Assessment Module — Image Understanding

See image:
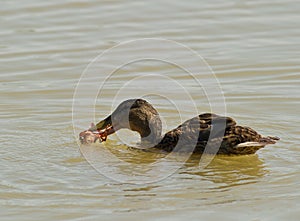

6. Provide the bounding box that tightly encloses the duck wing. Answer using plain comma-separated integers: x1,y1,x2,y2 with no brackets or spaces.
155,113,279,155
155,113,236,152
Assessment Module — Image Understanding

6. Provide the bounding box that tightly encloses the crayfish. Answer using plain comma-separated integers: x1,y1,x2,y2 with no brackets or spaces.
79,123,111,144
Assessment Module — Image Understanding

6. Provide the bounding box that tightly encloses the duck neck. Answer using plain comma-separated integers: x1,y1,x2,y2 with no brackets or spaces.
139,115,162,147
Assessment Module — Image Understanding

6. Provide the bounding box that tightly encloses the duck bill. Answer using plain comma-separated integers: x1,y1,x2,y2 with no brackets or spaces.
96,115,117,137
96,115,112,130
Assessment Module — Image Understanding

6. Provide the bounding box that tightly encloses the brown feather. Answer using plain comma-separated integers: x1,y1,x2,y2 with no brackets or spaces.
154,113,278,155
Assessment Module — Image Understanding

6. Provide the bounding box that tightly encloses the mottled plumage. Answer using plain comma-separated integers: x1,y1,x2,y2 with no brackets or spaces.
156,114,278,154
79,99,279,155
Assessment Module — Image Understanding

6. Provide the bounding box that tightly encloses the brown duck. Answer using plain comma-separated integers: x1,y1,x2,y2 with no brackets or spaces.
79,99,279,155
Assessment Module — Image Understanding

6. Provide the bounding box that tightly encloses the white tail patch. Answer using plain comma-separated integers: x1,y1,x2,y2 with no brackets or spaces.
235,142,266,148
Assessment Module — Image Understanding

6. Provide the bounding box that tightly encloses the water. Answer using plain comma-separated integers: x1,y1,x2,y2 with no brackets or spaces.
1,0,300,220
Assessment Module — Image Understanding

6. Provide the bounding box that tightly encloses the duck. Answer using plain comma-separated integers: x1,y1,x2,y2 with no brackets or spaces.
79,98,279,155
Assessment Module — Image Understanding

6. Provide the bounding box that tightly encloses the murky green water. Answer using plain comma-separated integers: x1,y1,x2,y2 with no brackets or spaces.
1,0,300,220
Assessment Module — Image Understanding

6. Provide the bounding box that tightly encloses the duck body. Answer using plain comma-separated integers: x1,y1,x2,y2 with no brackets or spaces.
79,99,279,155
155,114,278,154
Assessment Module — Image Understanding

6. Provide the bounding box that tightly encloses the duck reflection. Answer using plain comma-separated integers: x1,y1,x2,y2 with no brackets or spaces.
81,142,267,188
182,154,267,188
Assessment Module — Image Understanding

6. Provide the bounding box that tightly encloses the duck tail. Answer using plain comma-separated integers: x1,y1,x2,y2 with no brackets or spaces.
259,136,280,145
232,136,280,154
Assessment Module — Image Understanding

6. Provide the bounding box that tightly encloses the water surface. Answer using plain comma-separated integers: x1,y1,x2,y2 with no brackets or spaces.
1,0,300,220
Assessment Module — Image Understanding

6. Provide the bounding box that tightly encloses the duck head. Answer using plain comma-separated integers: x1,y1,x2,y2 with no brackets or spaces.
80,99,162,146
